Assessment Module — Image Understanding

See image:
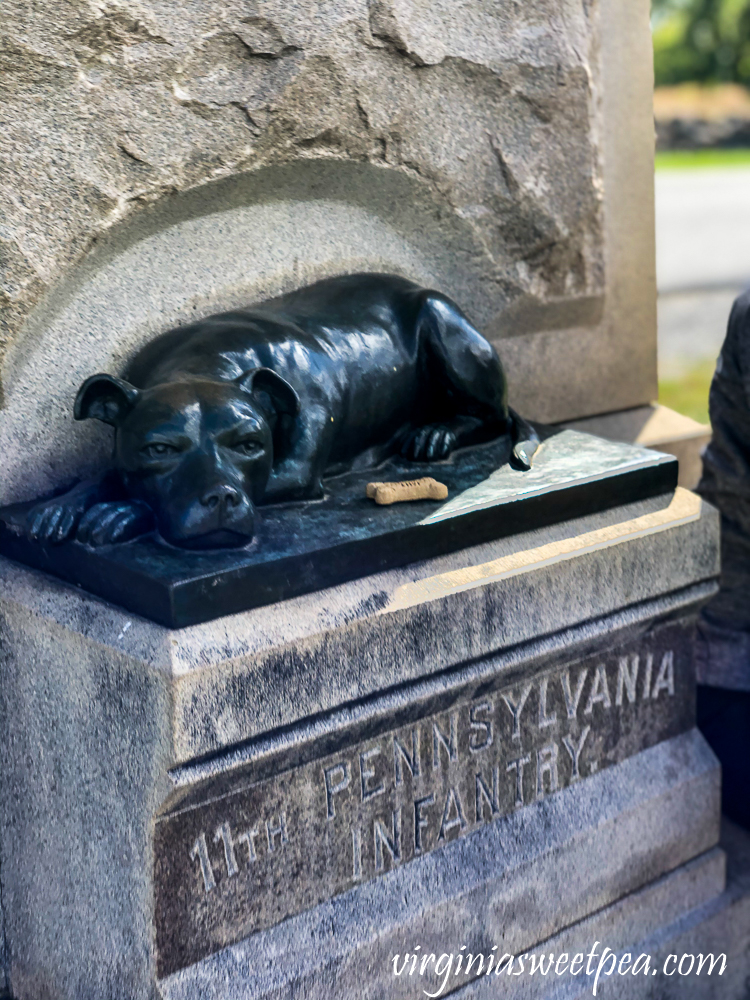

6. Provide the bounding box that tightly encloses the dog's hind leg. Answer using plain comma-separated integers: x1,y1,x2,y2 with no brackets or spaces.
262,403,334,502
402,292,523,462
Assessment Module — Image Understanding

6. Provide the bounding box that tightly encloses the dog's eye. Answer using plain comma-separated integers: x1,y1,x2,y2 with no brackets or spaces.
142,443,178,458
233,440,263,457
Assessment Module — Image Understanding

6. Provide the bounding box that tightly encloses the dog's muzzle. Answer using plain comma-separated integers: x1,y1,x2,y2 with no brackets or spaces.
158,486,256,549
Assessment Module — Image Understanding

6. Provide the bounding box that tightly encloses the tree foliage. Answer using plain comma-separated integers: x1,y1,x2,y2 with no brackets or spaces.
653,0,750,85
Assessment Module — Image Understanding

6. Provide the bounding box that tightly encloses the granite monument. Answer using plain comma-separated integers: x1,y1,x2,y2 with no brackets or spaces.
1,0,750,998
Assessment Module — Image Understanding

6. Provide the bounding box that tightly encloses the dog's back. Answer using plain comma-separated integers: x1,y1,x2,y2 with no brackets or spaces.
125,274,425,395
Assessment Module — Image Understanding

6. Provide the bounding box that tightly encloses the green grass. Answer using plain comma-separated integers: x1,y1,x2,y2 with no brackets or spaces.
658,359,716,424
656,148,750,170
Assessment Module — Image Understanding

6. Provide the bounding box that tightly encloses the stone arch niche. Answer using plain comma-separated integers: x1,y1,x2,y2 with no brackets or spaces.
0,0,662,515
0,159,503,506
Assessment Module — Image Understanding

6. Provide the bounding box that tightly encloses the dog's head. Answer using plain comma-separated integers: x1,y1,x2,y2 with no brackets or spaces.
74,369,299,548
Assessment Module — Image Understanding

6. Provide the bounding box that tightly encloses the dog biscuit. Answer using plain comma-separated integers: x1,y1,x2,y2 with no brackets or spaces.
366,478,448,505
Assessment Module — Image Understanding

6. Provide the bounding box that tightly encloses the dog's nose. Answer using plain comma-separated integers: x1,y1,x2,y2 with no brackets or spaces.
200,484,242,510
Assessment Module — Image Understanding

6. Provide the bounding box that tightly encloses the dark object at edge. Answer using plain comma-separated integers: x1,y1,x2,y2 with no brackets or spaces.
697,685,750,831
695,287,750,831
697,288,750,638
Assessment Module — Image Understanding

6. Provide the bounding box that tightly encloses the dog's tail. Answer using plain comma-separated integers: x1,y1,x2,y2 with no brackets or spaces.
508,408,540,471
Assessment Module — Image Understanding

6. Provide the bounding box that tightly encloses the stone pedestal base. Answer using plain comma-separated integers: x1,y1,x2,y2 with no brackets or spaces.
0,488,726,999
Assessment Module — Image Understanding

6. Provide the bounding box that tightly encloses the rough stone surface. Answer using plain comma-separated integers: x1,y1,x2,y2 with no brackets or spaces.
291,818,750,1000
159,730,721,999
1,0,604,381
448,823,749,999
0,595,173,1000
549,819,750,1000
329,819,750,999
458,848,728,998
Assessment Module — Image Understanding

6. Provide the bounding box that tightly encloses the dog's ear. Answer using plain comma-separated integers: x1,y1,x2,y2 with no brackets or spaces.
74,374,141,426
236,368,300,419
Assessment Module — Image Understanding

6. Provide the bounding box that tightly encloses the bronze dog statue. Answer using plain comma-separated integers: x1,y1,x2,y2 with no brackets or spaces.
26,273,537,549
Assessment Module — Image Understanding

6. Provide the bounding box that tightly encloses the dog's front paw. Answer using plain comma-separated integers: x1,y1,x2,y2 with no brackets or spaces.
76,501,154,546
27,497,87,545
402,425,457,462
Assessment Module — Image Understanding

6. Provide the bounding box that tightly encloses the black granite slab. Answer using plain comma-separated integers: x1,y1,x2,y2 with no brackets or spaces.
0,431,678,628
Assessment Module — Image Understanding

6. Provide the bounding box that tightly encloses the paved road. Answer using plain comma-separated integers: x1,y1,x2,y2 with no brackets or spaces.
656,167,750,292
655,167,750,377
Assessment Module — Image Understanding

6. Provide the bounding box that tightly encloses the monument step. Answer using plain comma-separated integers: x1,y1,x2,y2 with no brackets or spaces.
0,491,720,999
456,818,750,1000
453,844,727,999
559,404,711,491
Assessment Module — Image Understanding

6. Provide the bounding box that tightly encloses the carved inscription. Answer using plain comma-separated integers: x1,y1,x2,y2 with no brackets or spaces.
154,621,693,977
